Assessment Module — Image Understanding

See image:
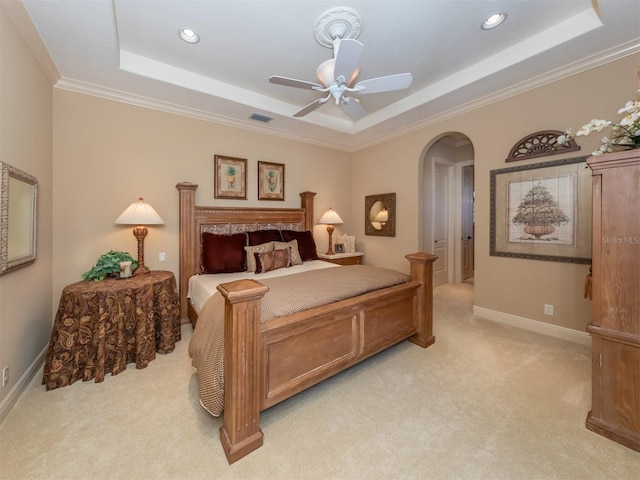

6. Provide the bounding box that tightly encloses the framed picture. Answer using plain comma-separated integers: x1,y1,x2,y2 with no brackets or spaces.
258,161,285,201
490,156,592,264
214,155,247,199
335,243,345,253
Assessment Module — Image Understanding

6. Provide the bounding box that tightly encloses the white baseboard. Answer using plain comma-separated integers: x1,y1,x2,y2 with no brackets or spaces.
0,346,47,424
472,305,591,347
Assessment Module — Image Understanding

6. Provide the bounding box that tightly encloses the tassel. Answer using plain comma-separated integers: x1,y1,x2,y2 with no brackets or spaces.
584,266,593,300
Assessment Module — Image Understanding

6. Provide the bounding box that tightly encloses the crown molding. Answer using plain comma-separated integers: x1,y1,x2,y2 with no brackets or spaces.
11,0,639,154
351,38,640,151
54,78,354,152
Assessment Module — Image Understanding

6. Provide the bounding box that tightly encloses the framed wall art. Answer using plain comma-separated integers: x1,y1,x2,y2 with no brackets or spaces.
490,156,592,264
214,155,247,199
258,161,284,201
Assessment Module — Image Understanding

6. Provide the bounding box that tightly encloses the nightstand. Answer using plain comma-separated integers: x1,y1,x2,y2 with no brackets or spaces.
318,252,364,266
42,270,181,390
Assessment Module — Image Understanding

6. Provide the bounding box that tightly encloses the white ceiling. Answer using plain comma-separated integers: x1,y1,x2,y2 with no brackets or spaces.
18,0,640,151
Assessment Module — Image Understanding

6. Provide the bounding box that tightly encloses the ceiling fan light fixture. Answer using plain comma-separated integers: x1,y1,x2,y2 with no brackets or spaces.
316,59,359,87
481,12,507,30
178,28,200,43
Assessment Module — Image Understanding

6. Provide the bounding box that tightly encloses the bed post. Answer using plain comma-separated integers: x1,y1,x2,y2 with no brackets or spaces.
176,182,198,320
300,191,316,231
406,252,438,348
217,279,270,464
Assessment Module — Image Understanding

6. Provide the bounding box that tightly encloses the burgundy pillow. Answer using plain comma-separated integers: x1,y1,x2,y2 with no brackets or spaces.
254,248,290,274
247,229,283,246
201,232,247,274
281,230,318,261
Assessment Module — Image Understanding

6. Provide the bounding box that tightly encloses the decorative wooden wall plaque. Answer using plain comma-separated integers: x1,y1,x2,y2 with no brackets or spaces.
506,130,580,162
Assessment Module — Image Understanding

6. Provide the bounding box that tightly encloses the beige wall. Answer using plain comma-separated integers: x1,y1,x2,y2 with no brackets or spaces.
52,91,352,303
0,5,53,418
351,53,640,332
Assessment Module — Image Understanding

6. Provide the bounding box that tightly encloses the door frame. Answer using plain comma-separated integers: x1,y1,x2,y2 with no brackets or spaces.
452,160,474,283
433,158,454,285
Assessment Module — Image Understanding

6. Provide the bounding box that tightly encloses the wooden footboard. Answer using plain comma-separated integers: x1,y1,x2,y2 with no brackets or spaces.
217,252,436,464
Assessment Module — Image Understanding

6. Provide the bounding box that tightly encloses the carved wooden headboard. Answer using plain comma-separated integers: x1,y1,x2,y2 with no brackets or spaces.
175,182,316,319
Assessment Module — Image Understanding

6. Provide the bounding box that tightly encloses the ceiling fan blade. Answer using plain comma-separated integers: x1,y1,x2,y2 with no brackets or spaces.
333,39,364,85
355,73,413,94
269,75,323,90
341,97,366,119
293,97,329,117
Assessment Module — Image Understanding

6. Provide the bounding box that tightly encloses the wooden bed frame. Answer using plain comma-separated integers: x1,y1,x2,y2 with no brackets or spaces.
176,182,437,463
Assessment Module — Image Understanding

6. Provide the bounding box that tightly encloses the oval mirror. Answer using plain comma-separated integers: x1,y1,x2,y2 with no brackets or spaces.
369,201,387,230
365,193,395,237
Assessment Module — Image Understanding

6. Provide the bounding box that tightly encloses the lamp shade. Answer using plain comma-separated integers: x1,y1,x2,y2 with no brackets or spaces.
114,198,164,225
318,208,344,225
374,209,388,223
316,59,360,87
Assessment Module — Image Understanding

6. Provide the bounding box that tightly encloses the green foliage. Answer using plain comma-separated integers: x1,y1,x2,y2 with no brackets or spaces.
82,251,137,281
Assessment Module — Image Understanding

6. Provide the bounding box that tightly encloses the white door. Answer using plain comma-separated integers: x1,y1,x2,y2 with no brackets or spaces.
433,163,449,286
461,165,474,280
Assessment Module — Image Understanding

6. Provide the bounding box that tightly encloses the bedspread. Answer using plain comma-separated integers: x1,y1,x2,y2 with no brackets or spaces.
189,265,410,416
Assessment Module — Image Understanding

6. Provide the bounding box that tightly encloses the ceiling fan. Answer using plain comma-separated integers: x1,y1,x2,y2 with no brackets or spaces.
268,7,413,119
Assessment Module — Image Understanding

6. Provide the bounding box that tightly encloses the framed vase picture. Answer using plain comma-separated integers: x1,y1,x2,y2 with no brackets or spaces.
258,161,284,201
214,155,247,199
490,156,592,264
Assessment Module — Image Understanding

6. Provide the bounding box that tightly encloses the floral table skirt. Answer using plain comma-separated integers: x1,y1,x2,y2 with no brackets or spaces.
42,270,181,390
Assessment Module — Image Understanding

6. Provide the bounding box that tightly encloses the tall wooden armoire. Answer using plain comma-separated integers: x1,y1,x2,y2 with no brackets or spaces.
586,149,640,452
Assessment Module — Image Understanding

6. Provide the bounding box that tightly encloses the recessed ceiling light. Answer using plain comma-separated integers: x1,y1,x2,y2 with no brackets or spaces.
179,28,200,43
482,12,507,30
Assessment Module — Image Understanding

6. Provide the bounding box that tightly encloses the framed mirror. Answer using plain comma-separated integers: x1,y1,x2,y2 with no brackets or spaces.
365,192,396,237
0,162,38,274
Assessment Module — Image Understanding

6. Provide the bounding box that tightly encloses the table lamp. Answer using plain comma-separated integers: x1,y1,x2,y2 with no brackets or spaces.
318,208,344,255
114,198,164,275
373,208,388,228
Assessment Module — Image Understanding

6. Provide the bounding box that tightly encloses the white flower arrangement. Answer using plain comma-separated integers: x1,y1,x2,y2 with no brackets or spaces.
558,98,640,156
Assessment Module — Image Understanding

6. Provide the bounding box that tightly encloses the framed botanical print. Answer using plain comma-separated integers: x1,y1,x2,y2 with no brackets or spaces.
214,155,247,199
490,156,592,264
258,161,284,201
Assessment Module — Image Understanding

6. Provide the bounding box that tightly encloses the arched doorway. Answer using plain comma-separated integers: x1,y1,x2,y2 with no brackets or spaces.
420,133,474,287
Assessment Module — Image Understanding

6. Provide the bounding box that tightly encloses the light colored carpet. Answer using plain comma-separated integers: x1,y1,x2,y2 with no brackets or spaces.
1,282,638,480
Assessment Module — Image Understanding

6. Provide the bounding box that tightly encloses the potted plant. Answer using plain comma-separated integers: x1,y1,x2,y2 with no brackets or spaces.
267,170,278,192
226,166,236,189
512,183,569,238
82,251,138,281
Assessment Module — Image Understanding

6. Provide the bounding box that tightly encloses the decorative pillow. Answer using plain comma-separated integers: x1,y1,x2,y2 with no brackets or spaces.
201,232,247,274
274,239,303,266
245,242,274,272
247,229,283,246
281,230,318,261
254,248,290,274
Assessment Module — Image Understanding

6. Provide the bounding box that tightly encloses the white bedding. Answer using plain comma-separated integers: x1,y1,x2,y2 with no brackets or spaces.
188,259,339,312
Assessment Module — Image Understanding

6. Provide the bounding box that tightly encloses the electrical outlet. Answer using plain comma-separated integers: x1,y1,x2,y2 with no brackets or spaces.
2,366,8,386
159,252,166,262
544,304,554,316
